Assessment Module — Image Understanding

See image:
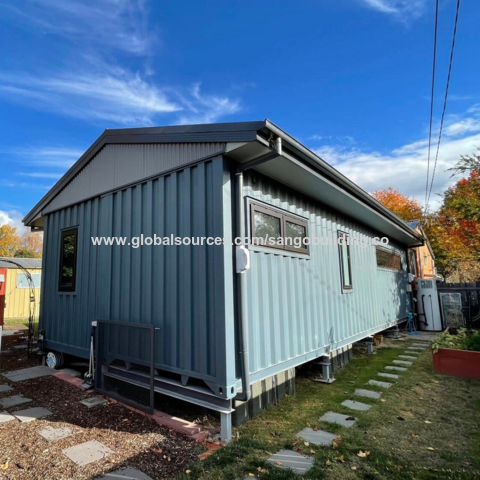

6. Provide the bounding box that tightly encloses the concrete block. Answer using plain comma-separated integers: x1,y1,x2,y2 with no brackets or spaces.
80,396,107,408
39,426,73,441
378,372,399,380
393,360,413,366
95,467,153,480
267,449,313,475
354,389,382,399
3,366,53,382
319,411,357,428
0,394,32,408
341,399,371,411
63,440,113,466
399,355,417,360
368,379,392,389
0,384,13,393
385,366,407,372
0,410,16,424
296,427,337,446
14,407,53,423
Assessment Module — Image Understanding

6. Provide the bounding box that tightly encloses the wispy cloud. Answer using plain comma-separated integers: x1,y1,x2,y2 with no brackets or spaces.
0,180,53,191
0,70,241,126
357,0,427,21
17,172,64,179
1,0,154,55
0,146,82,168
310,105,480,210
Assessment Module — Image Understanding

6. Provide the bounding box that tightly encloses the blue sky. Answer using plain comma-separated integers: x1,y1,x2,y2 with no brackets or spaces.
0,0,479,231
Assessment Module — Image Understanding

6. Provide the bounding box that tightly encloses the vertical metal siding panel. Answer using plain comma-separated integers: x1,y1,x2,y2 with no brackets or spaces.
244,172,410,378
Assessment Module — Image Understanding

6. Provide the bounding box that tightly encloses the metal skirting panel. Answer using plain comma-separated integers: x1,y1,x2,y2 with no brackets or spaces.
45,143,225,214
40,156,236,399
243,171,410,378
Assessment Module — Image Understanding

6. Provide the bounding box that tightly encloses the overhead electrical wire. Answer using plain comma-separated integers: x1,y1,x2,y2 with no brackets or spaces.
426,0,462,210
424,0,440,212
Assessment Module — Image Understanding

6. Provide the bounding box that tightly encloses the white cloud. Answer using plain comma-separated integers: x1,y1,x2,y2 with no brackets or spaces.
0,209,27,234
357,0,427,20
310,106,480,211
1,0,154,55
0,146,82,168
17,172,63,179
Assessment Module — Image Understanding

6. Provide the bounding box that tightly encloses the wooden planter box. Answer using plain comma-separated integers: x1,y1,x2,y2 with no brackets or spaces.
432,348,480,380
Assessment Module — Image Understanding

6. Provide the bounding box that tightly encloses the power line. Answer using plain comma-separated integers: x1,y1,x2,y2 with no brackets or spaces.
426,0,462,210
424,0,440,211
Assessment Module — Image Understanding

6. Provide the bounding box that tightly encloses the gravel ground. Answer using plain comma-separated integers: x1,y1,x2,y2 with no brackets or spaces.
0,348,202,479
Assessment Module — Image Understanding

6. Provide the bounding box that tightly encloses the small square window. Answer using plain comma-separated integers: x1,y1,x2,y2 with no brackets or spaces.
376,247,402,271
59,228,78,292
338,231,352,290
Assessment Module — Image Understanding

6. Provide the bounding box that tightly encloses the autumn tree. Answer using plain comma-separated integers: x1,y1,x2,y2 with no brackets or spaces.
372,187,423,222
0,224,22,257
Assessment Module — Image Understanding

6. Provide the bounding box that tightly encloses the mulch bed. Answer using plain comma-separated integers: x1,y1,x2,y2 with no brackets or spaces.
0,348,202,479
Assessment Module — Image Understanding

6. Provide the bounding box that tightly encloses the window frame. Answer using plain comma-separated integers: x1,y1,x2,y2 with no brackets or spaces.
17,272,42,289
375,246,402,272
58,227,78,293
337,231,353,292
249,200,309,256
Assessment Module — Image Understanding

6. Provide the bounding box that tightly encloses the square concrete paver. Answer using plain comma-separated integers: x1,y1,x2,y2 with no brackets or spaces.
354,389,382,399
14,407,53,423
3,366,53,383
296,427,338,446
63,440,113,467
39,426,73,442
267,449,314,475
0,410,17,424
80,396,107,408
399,355,417,360
0,394,32,408
405,350,420,355
319,411,357,428
341,399,371,411
368,379,392,389
0,384,13,393
393,360,413,366
408,347,425,351
95,467,153,479
413,343,428,347
385,366,407,372
378,372,399,379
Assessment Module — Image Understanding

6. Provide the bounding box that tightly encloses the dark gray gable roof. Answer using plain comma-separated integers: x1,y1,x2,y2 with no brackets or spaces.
0,257,42,269
23,121,266,225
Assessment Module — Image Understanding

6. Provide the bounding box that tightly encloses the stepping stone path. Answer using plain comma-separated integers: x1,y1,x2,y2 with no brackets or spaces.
296,427,338,446
385,366,407,372
267,450,314,475
96,467,153,480
0,394,32,408
0,410,16,424
408,347,425,351
368,379,392,389
393,360,413,366
63,440,113,467
0,384,13,393
14,407,52,423
399,355,417,360
319,411,357,427
80,396,107,408
413,343,428,347
3,366,53,382
341,399,371,411
39,426,73,442
355,389,381,399
378,372,399,379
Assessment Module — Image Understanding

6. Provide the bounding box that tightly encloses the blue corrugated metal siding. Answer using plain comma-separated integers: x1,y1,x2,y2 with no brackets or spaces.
40,156,236,395
243,172,410,382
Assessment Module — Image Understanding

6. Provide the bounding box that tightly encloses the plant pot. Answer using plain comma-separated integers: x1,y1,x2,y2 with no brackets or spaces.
432,348,480,380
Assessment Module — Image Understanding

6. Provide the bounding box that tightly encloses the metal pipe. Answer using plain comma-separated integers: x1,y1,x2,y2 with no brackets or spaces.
234,169,251,402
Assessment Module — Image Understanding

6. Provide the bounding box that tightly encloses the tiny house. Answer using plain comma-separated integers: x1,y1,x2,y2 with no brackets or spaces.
23,121,422,439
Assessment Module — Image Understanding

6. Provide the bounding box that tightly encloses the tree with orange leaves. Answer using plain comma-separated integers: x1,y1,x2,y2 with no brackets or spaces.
372,187,423,222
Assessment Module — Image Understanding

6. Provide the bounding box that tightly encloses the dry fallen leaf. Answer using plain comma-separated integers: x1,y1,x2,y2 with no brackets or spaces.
351,466,357,471
0,461,9,471
412,433,419,439
275,461,283,466
310,449,316,455
292,439,299,445
424,420,432,424
357,451,371,458
257,467,267,473
304,441,310,447
247,474,255,477
336,455,345,463
326,459,332,466
332,441,339,449
380,399,387,403
427,447,435,451
185,470,191,475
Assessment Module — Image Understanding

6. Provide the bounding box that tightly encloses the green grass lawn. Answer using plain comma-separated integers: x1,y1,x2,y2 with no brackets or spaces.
178,339,480,479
